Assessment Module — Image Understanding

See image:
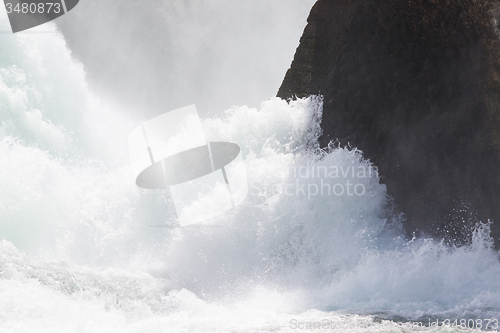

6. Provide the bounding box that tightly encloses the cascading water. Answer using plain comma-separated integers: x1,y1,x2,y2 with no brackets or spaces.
1,5,500,333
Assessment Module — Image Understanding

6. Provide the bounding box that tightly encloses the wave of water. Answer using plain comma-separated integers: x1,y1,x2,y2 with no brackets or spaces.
1,11,500,333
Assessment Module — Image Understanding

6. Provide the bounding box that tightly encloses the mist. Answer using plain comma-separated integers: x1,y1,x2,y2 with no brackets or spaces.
54,0,316,121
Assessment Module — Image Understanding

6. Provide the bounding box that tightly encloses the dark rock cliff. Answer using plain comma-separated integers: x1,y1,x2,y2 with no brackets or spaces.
278,0,500,246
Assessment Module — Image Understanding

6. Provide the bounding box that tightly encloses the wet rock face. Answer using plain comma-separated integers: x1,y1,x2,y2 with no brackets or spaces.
278,0,500,245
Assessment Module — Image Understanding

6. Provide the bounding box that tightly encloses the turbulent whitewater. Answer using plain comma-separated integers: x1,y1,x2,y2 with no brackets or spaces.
1,11,500,333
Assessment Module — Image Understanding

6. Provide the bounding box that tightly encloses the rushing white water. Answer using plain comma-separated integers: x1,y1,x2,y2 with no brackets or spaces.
1,8,500,333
